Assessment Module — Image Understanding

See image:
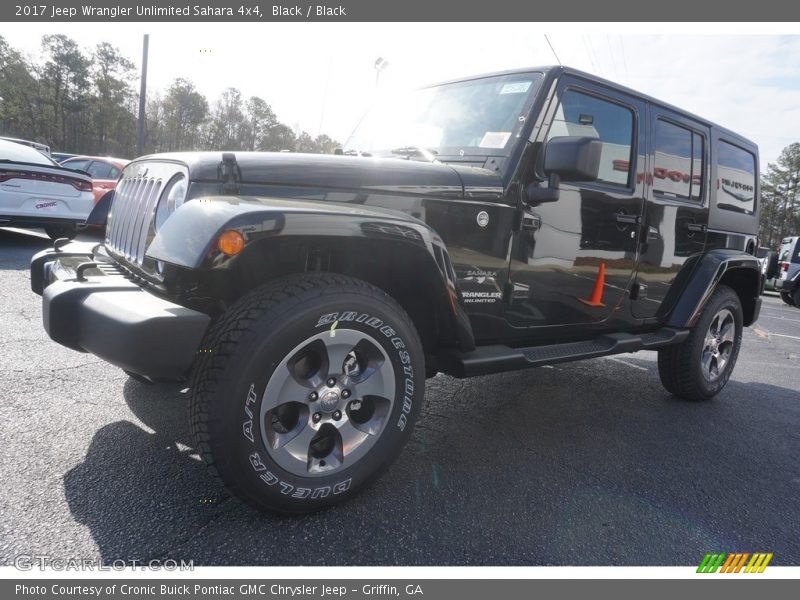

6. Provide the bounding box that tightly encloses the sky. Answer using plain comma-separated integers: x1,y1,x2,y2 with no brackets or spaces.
3,24,800,167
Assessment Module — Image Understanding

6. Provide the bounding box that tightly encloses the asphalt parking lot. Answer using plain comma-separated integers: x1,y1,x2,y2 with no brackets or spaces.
0,226,798,566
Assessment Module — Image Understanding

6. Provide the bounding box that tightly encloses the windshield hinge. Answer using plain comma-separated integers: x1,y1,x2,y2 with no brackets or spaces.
218,152,241,194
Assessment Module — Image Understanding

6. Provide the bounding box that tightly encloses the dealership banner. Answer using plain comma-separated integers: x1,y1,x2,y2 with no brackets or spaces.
2,0,800,21
5,580,799,600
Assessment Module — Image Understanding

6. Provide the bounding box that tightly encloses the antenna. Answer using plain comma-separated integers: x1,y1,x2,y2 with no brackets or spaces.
544,34,562,66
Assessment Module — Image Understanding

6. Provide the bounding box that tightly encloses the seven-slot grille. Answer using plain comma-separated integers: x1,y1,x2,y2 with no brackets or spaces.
105,161,184,267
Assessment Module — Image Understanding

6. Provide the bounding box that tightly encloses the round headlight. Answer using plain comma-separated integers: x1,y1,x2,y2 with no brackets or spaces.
154,173,188,231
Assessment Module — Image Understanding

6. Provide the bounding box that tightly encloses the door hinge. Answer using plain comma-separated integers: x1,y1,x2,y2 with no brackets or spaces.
521,214,541,231
218,152,242,194
630,280,648,300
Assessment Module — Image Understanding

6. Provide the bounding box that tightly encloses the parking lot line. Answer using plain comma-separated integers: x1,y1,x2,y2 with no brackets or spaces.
759,314,800,323
604,356,650,371
764,332,800,340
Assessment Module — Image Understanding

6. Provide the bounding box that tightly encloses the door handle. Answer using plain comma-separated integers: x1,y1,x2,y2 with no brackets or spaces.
615,212,642,225
686,223,706,233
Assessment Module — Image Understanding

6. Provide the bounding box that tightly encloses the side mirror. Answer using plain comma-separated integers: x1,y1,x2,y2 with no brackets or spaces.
544,136,602,181
526,136,603,205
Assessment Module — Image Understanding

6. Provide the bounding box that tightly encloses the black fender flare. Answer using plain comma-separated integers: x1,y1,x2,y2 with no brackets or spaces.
145,196,476,352
664,250,762,328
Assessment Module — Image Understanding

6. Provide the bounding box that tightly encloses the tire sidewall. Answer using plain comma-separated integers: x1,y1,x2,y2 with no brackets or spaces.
208,288,423,513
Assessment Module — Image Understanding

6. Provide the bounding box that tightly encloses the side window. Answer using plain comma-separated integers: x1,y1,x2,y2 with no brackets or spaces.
717,140,756,215
546,89,634,187
108,166,121,179
87,161,113,179
653,119,704,201
63,159,90,172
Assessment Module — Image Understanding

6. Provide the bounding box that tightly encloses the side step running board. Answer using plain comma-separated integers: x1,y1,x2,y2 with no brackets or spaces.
438,327,689,378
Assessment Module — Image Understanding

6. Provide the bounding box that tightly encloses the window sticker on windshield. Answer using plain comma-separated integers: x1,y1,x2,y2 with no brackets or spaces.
500,81,532,95
479,132,511,148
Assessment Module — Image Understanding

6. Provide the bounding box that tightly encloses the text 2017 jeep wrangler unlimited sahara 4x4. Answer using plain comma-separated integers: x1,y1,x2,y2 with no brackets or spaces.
32,67,762,514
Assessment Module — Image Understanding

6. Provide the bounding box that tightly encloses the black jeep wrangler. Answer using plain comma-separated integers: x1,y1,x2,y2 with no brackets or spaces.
32,67,762,514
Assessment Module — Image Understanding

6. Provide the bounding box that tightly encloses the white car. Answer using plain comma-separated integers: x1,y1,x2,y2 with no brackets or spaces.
0,139,94,240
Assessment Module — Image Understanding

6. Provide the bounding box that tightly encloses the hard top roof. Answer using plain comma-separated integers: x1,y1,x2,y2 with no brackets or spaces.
431,65,757,151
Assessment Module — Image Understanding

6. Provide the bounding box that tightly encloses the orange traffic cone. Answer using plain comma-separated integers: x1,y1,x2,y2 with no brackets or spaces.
578,262,606,307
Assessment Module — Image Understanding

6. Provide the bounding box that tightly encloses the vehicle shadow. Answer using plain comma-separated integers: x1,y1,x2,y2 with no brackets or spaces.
62,367,800,566
62,378,231,563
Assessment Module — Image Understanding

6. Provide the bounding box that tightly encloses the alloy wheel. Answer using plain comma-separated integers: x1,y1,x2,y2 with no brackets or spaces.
259,329,395,477
700,308,736,381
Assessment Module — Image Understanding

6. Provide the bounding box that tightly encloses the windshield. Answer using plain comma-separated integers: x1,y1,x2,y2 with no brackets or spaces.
345,72,544,159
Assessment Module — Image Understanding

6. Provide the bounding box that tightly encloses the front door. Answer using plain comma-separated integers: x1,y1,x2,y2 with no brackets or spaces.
507,78,646,335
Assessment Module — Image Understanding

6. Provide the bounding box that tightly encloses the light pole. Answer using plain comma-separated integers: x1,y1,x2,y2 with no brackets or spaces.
779,173,798,243
789,173,799,240
374,57,389,88
136,34,149,156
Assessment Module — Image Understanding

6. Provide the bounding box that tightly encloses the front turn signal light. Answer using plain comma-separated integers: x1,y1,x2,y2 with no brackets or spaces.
218,230,245,256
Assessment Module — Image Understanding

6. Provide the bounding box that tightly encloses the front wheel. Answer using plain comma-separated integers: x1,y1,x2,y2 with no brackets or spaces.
657,285,743,401
190,274,424,514
781,291,795,306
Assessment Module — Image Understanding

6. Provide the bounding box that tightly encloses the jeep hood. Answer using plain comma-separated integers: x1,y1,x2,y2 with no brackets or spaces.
132,151,504,199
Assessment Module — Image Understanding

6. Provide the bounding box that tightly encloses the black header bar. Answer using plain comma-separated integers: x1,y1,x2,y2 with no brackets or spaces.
2,0,800,22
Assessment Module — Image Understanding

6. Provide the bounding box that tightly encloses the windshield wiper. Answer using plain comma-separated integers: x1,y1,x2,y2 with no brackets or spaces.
343,149,372,157
389,146,439,163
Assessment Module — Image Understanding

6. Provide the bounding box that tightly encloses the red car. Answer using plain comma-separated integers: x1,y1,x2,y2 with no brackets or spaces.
60,156,129,203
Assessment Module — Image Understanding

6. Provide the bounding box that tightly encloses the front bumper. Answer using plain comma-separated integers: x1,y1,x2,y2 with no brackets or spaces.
31,242,210,380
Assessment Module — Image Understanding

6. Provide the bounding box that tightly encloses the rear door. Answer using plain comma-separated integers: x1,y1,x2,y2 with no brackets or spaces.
631,107,710,319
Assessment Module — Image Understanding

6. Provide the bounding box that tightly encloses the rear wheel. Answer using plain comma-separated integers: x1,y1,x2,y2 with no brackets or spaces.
44,225,77,241
658,285,743,401
781,292,795,306
765,251,779,280
793,287,800,308
190,274,424,514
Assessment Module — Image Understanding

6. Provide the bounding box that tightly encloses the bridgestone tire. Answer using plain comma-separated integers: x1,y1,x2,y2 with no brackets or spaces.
657,285,743,401
781,292,795,306
190,274,424,514
44,225,77,241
